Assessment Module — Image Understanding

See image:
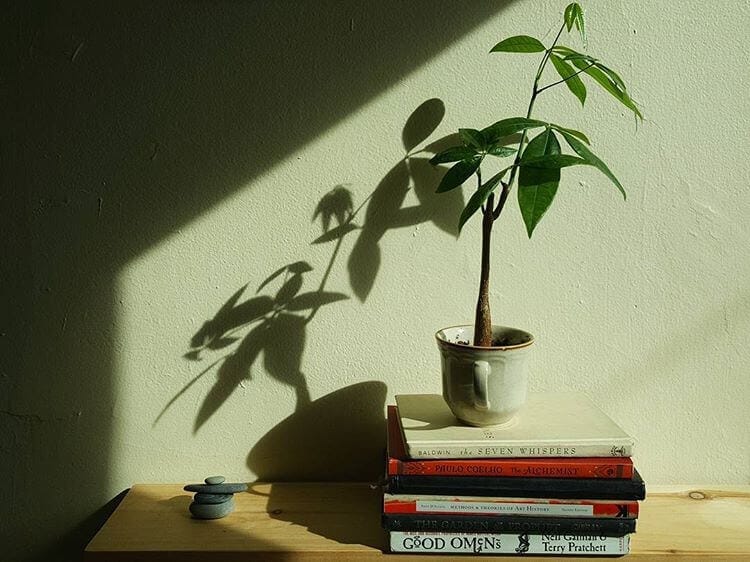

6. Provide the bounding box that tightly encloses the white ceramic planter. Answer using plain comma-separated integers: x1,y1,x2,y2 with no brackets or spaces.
436,325,534,427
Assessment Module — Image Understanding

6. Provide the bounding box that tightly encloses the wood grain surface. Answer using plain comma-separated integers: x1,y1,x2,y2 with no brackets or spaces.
84,483,750,561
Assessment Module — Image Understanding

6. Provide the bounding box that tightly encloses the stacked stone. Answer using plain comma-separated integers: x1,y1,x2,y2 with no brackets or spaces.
183,476,248,519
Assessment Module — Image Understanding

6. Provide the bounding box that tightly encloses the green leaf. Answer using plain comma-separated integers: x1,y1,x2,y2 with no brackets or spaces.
553,45,576,55
481,117,548,145
459,128,486,150
563,53,597,63
554,46,596,64
521,129,561,162
490,35,546,53
487,145,517,157
458,168,510,232
518,129,561,237
564,4,578,31
574,7,586,48
570,58,643,120
521,154,588,168
435,156,483,193
558,130,627,200
564,3,586,47
550,124,590,144
550,54,587,106
429,146,478,165
596,63,627,93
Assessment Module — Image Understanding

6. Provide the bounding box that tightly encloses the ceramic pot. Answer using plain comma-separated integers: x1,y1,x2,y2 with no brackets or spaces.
436,325,534,427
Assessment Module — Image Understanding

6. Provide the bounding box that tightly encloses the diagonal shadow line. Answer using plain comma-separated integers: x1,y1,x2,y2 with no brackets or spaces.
21,1,513,274
6,2,518,560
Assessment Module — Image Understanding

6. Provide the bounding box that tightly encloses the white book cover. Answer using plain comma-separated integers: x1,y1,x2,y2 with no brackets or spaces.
395,392,633,459
390,531,630,555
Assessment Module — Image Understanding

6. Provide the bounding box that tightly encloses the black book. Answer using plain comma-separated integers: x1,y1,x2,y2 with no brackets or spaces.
388,470,645,500
382,513,636,537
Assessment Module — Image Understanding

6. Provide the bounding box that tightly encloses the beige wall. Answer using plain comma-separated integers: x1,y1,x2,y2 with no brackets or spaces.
4,1,749,559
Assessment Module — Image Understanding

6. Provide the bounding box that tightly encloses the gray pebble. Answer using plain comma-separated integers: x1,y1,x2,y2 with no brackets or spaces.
193,493,232,505
204,475,225,485
184,483,247,494
189,497,235,519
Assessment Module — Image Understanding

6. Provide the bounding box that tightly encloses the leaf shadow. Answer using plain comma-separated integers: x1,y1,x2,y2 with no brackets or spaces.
344,99,466,301
158,100,466,435
157,260,349,433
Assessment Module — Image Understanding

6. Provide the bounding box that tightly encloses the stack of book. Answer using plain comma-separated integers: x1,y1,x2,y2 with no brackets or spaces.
382,392,644,556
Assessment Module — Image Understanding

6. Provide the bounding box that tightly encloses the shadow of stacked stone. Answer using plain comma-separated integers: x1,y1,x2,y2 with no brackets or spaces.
184,476,248,519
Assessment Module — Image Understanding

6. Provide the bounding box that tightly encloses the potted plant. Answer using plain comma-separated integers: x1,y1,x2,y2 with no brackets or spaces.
431,2,641,426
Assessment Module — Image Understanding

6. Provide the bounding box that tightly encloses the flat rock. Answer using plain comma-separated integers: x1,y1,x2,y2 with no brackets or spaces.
189,497,235,519
184,483,247,494
193,493,232,505
205,475,225,485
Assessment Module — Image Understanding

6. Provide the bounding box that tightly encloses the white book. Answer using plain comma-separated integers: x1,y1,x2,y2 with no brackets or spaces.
390,531,630,555
395,392,633,459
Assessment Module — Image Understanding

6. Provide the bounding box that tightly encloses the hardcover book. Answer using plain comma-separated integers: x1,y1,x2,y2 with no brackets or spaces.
387,406,634,478
389,531,631,555
387,470,645,500
395,392,634,459
383,494,640,518
382,513,636,537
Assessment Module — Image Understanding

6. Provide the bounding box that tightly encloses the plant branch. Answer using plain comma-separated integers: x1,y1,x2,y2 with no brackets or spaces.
537,62,596,94
493,22,566,219
492,180,512,220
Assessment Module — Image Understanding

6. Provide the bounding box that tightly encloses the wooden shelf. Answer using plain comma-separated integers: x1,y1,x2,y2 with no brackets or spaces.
85,483,750,561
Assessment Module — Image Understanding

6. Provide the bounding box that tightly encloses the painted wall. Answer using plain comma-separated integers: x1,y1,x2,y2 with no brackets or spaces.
4,1,749,559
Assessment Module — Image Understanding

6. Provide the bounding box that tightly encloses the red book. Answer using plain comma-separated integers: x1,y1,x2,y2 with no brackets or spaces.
383,494,639,518
387,405,634,479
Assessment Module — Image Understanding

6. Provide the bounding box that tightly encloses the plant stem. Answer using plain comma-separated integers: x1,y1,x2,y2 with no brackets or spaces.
493,180,512,220
536,62,596,94
474,185,495,347
494,22,566,219
474,23,567,346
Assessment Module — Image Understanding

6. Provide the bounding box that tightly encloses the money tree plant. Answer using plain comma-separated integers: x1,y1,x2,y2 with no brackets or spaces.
430,2,641,347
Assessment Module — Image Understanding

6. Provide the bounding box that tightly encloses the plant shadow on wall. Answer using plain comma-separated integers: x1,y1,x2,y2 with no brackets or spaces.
156,176,358,432
157,99,464,479
346,98,465,301
186,261,348,432
246,99,467,481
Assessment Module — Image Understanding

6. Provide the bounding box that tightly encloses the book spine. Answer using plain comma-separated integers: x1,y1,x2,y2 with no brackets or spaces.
388,473,646,500
389,532,630,555
388,457,634,479
383,514,636,537
383,497,640,518
407,442,633,459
